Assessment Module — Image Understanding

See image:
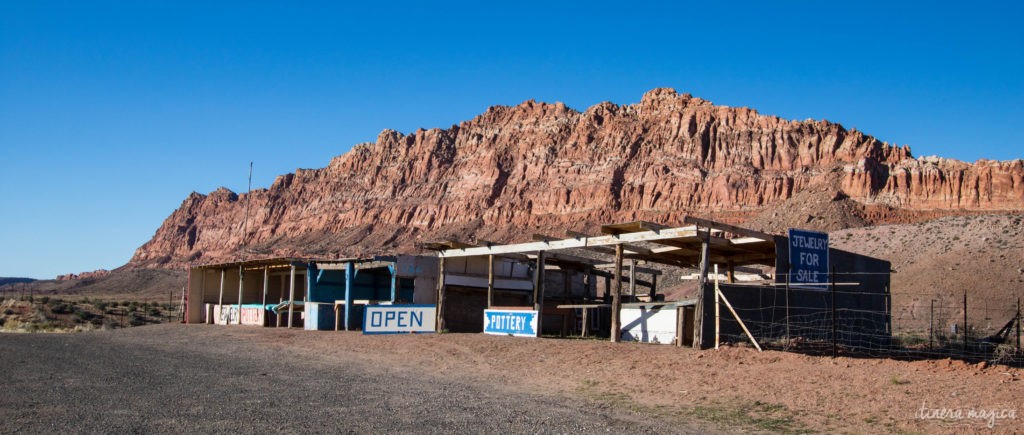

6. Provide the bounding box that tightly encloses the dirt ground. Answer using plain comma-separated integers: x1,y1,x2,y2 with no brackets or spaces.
229,325,1021,433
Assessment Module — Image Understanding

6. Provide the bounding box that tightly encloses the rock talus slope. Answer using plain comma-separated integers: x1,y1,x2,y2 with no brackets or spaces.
130,88,1024,268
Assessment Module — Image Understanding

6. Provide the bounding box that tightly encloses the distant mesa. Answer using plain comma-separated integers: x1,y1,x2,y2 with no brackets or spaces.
126,87,1024,270
56,269,111,281
0,277,37,286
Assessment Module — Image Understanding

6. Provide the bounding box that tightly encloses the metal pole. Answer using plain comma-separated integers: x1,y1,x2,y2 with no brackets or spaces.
288,265,296,329
785,265,791,348
929,299,934,351
963,290,968,357
831,266,837,358
533,250,546,335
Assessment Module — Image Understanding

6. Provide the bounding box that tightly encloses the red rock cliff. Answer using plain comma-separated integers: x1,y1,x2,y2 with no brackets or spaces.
129,88,1024,268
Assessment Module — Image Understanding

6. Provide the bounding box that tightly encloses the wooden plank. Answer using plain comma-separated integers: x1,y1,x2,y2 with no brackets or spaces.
594,263,664,276
683,216,775,241
438,226,699,258
600,221,671,235
717,285,763,352
555,304,611,309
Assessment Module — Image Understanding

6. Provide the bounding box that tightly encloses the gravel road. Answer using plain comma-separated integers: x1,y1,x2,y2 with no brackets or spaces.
0,325,703,434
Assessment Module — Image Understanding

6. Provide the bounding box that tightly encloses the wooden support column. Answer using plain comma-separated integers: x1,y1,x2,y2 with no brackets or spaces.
262,267,268,307
533,251,546,335
486,254,494,309
603,276,611,303
611,244,623,343
218,269,225,324
262,266,268,326
693,229,710,348
727,261,736,284
199,270,207,324
287,265,296,329
436,257,447,332
237,265,244,325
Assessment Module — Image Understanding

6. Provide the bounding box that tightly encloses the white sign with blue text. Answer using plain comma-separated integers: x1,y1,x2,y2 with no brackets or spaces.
788,228,829,289
362,305,436,334
483,309,538,337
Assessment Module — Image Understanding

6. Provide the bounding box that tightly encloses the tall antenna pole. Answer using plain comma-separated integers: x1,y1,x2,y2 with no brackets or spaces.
242,161,253,261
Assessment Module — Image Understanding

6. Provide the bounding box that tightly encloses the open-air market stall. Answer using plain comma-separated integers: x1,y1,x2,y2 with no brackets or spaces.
186,256,438,331
432,217,892,351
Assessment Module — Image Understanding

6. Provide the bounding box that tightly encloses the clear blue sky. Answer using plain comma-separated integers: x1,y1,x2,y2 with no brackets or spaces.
1,1,1021,279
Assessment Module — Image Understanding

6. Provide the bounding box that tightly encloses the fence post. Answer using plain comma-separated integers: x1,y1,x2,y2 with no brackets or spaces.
785,265,791,349
831,266,837,358
1016,297,1021,353
962,290,968,357
929,299,934,351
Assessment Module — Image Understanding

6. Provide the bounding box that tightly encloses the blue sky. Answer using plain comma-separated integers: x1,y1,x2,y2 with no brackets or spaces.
1,1,1021,279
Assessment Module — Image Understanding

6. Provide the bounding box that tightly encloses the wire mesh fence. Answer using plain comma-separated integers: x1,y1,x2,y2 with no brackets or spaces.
710,272,1023,366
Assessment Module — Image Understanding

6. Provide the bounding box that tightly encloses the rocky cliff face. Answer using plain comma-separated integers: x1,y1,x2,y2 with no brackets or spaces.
129,88,1024,268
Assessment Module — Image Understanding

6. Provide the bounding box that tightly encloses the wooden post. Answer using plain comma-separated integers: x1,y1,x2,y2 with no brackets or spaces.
929,299,934,350
963,290,968,356
199,269,207,324
436,257,447,332
611,244,623,343
727,262,736,284
486,254,494,309
675,306,684,347
693,230,710,348
237,265,244,325
533,251,546,335
581,308,589,337
1017,297,1021,352
287,265,296,329
785,265,791,348
831,265,837,358
714,264,720,349
262,267,268,326
603,276,611,303
218,268,225,324
629,259,637,300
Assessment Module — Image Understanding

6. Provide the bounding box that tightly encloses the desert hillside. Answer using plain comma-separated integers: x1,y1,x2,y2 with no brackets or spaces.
127,88,1024,269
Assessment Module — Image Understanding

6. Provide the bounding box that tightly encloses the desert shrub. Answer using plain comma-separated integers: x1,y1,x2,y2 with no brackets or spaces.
129,312,146,326
95,301,109,311
38,296,50,304
50,303,73,315
89,317,104,326
0,318,5,327
3,308,13,315
74,309,97,322
147,307,161,317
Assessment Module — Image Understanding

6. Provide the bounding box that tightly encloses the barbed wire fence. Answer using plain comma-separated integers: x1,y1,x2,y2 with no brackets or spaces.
711,272,1023,366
